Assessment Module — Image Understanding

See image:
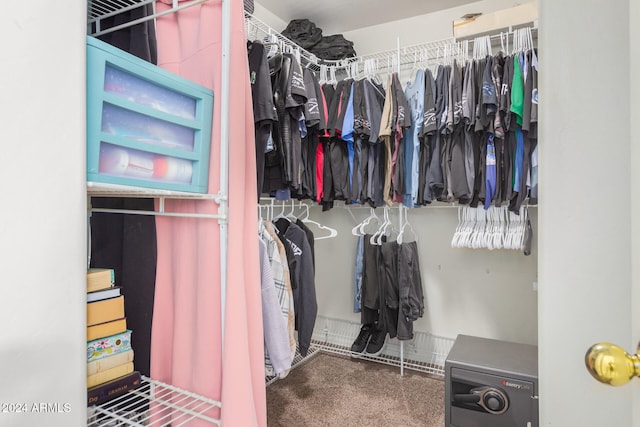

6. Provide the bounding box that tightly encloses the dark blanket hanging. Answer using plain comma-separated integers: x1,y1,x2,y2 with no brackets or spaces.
90,3,158,378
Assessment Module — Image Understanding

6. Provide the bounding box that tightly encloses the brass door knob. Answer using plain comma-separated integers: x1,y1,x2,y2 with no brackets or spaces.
585,342,640,386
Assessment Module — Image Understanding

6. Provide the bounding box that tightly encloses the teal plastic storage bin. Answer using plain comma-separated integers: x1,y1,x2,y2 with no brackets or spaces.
86,36,214,193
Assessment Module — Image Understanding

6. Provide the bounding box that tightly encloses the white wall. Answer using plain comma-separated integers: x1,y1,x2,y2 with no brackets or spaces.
0,2,86,426
539,0,634,425
343,0,537,55
253,2,288,33
310,204,538,345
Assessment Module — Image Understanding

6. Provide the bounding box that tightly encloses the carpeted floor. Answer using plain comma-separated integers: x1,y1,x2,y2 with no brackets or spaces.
266,353,445,427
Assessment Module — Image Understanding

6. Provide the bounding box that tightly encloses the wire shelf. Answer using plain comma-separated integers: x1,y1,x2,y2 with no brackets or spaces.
311,315,454,377
245,11,537,78
87,376,221,426
88,0,154,24
265,345,322,386
87,182,219,200
87,0,210,37
245,12,331,72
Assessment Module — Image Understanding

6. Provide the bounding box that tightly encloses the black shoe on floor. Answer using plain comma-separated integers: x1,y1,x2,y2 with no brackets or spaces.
350,324,374,355
365,326,387,357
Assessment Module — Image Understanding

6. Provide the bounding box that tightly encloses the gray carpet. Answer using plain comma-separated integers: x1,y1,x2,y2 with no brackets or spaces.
266,353,445,427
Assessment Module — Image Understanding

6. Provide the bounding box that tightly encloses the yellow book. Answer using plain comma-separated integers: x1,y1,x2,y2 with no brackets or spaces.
87,318,127,342
87,268,115,293
87,296,125,327
87,350,134,376
87,362,134,388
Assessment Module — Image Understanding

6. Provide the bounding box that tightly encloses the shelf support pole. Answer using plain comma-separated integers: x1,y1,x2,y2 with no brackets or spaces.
219,0,232,355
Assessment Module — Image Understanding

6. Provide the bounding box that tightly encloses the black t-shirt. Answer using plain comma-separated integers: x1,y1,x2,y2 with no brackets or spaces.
303,68,320,127
248,41,277,123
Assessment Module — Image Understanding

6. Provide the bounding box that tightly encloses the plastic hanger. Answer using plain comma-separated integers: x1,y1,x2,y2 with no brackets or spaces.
299,202,338,240
373,206,398,245
397,206,418,244
285,199,297,221
273,202,289,222
408,51,420,85
330,66,338,85
319,65,327,85
370,206,389,245
451,206,465,248
351,207,380,236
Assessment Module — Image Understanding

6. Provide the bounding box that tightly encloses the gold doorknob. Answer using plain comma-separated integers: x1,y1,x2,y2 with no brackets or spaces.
585,342,640,386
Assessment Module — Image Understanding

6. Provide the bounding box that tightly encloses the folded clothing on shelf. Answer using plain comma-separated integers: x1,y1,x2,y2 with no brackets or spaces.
281,19,357,60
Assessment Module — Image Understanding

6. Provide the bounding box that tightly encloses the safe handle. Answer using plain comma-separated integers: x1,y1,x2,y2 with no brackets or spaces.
452,393,481,404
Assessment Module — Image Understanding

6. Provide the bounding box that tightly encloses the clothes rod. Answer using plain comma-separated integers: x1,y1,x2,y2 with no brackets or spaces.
89,207,224,220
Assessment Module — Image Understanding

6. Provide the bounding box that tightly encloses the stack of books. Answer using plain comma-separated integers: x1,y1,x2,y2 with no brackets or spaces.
86,268,141,406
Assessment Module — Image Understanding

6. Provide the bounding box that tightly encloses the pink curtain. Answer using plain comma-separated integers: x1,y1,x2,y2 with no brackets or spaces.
150,1,266,426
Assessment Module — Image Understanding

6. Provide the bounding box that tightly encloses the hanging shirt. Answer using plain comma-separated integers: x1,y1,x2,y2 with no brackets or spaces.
365,79,385,143
417,68,437,205
341,83,356,198
379,74,394,206
315,84,330,203
500,55,514,132
393,72,411,202
260,220,296,361
491,53,505,138
481,55,497,131
510,54,525,126
273,218,317,357
403,69,425,208
462,61,476,199
303,68,320,127
426,65,446,202
513,127,525,192
258,237,292,377
530,144,538,203
248,41,277,200
484,134,497,210
530,49,539,125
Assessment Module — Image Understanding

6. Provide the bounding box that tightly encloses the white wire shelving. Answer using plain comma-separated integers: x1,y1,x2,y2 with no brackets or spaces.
88,0,210,37
265,315,455,387
245,12,330,72
87,376,221,426
311,315,454,377
85,2,225,426
265,345,322,387
246,10,537,81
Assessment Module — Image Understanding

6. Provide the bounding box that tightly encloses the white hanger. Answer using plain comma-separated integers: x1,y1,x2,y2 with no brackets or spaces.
285,199,297,221
351,207,380,236
273,201,289,221
370,206,392,245
460,206,474,248
492,206,506,250
330,66,338,85
299,202,338,240
452,206,463,248
397,206,418,244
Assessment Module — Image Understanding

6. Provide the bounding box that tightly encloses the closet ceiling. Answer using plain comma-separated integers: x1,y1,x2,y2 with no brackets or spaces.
257,0,480,33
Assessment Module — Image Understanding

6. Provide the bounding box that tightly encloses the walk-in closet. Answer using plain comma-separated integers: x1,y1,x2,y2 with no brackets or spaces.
3,0,640,426
249,2,539,425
